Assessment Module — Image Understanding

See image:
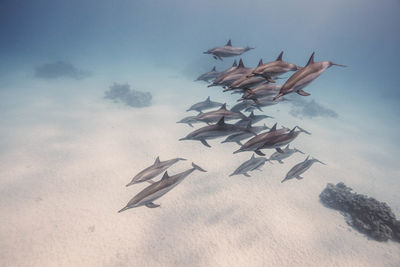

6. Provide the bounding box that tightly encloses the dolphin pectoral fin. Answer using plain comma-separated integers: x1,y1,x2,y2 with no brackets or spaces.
296,176,303,180
145,202,160,208
147,179,155,184
297,90,310,96
217,55,223,61
188,123,194,127
276,148,284,153
243,173,251,177
278,160,284,164
255,150,265,156
213,55,217,60
200,139,211,148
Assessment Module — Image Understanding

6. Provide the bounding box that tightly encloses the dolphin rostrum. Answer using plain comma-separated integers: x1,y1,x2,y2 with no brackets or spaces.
269,144,305,163
195,66,220,83
179,117,255,147
196,103,246,124
119,162,207,212
229,154,270,177
273,52,346,100
281,156,326,183
126,156,186,186
204,40,254,60
247,51,299,81
186,96,224,112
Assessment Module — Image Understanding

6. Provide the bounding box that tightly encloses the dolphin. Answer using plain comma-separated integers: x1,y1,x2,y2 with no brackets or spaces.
273,52,346,100
281,156,326,183
269,144,304,163
238,84,281,101
195,66,220,83
208,59,253,87
231,100,263,113
179,117,255,147
245,96,287,111
224,59,267,90
234,111,273,126
222,122,269,146
229,154,270,177
204,40,254,60
233,123,290,155
196,103,246,124
119,162,206,212
247,51,300,80
177,114,203,127
126,156,187,186
212,60,238,85
186,96,224,112
257,126,311,155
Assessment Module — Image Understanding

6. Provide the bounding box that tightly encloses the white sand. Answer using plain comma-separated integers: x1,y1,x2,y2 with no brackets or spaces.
0,71,399,267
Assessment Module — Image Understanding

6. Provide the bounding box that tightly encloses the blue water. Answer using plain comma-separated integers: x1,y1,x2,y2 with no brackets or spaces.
0,1,399,266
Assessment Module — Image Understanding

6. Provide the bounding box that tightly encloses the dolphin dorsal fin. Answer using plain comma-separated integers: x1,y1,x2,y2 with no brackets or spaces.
269,123,277,132
206,96,210,102
246,120,252,129
238,59,244,68
276,51,283,61
258,59,263,67
226,40,232,46
249,111,255,118
161,171,170,180
251,154,255,159
217,116,225,126
232,60,237,67
155,156,160,164
305,155,310,161
306,52,315,66
211,66,216,71
219,103,227,110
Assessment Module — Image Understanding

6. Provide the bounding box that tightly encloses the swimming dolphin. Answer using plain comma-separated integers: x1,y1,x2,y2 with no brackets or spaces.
196,103,246,124
222,122,269,146
126,156,187,186
212,60,238,85
256,126,311,155
179,117,255,147
204,40,254,60
238,84,281,101
231,100,263,113
247,51,299,80
281,156,326,183
195,66,220,83
229,154,270,177
119,162,206,212
224,59,267,90
233,123,290,155
269,144,304,163
186,96,224,112
273,52,346,100
208,59,253,87
177,114,202,127
244,96,284,112
234,111,273,126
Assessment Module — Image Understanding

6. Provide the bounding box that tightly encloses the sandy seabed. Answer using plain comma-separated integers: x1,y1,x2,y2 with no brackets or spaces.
0,72,399,267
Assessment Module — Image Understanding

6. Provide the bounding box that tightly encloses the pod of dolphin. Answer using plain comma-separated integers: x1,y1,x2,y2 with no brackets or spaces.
119,40,345,212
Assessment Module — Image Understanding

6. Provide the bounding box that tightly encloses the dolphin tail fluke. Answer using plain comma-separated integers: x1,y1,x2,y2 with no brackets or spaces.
192,162,207,172
295,126,311,135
